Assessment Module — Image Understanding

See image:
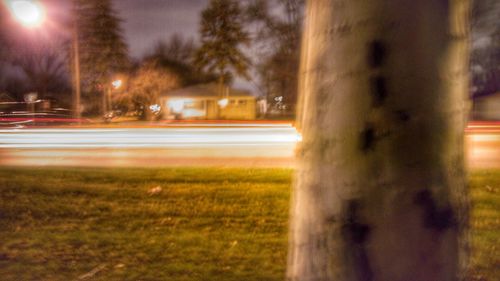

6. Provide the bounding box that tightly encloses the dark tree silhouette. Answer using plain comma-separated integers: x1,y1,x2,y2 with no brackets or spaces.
146,34,216,86
74,0,130,114
245,0,305,115
11,41,69,100
194,0,250,96
151,34,196,66
471,0,500,97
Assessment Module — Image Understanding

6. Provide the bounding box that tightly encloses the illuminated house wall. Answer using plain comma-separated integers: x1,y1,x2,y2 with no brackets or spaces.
160,84,256,120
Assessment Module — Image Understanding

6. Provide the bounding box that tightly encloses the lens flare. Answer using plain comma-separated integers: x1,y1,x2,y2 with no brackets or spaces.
10,0,45,28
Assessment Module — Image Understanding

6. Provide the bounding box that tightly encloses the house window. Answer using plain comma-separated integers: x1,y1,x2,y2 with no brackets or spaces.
184,100,203,109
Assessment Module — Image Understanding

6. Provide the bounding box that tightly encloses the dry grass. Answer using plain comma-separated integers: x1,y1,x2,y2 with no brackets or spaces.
0,167,497,280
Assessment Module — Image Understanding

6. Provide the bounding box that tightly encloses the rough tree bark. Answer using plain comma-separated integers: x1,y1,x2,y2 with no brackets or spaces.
288,1,470,281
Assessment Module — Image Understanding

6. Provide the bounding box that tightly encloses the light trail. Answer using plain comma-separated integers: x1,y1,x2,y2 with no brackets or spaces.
1,123,500,168
466,121,500,133
0,127,301,149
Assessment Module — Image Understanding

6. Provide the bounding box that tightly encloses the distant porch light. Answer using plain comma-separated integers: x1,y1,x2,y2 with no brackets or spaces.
149,104,161,114
218,98,228,108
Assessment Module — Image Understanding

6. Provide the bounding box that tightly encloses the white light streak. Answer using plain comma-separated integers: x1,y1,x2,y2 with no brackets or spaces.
0,127,302,149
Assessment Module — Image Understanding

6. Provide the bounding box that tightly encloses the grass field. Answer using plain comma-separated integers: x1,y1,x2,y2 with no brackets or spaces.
0,167,498,281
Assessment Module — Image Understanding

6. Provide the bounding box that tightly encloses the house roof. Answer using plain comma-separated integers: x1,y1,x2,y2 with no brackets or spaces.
163,83,254,99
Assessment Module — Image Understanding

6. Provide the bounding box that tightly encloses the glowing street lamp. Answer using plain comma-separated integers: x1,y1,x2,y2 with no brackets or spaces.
8,0,82,123
105,79,124,116
9,0,45,28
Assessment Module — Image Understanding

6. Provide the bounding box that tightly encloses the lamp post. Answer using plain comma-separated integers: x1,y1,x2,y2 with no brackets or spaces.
102,79,122,122
107,79,122,112
9,0,81,122
72,16,81,121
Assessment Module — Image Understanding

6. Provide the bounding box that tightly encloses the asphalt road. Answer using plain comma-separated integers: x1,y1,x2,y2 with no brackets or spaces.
0,123,499,169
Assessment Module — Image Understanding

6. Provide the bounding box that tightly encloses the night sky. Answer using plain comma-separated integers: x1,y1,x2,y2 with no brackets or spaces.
113,0,208,59
111,0,253,90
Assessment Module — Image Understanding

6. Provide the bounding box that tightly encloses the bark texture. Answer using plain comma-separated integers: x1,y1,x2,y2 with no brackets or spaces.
288,1,470,281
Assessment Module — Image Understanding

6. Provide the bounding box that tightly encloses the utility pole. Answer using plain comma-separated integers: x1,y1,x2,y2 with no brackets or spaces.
72,4,81,122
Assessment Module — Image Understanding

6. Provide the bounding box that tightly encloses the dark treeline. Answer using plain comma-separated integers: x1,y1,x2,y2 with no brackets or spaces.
0,0,498,117
471,0,500,97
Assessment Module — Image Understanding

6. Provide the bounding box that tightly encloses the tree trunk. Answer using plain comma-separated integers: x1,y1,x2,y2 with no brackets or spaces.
288,1,470,281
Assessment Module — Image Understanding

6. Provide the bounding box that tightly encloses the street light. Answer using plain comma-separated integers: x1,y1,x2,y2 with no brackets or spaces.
8,0,82,122
111,79,122,90
9,0,45,28
105,79,123,115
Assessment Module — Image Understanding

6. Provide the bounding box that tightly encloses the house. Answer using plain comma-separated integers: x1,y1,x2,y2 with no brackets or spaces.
472,92,500,120
159,83,256,120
